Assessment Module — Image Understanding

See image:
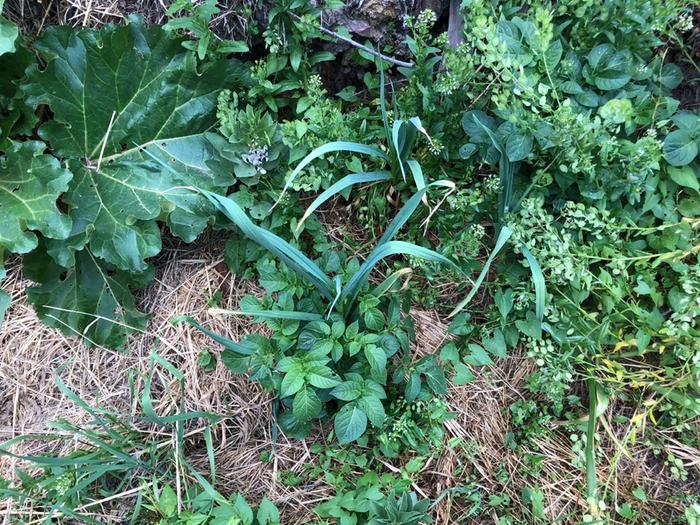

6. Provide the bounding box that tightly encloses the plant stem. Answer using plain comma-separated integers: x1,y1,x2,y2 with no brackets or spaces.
586,377,598,517
289,13,415,68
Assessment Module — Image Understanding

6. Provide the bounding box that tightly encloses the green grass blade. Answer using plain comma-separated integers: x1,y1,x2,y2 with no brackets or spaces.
172,315,257,355
372,268,412,298
406,160,426,193
275,141,390,207
521,245,546,324
449,226,513,318
296,171,392,231
201,190,335,300
392,119,407,181
327,275,342,318
377,180,454,246
342,241,460,307
586,378,599,517
141,351,216,425
209,308,324,322
499,155,516,218
379,64,390,144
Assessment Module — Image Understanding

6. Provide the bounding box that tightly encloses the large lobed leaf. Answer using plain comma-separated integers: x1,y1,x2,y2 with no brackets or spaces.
21,15,246,273
0,0,18,56
24,247,150,349
10,16,247,345
0,140,72,259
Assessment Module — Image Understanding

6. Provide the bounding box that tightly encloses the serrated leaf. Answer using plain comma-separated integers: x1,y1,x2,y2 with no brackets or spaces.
293,387,321,421
334,403,368,444
363,307,385,331
424,364,447,394
331,380,363,401
357,395,385,428
280,369,305,398
364,344,387,380
306,367,341,389
21,16,245,272
405,372,421,401
24,247,149,348
0,140,72,258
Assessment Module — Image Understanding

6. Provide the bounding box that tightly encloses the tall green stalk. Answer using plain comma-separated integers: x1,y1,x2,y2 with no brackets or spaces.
586,377,599,519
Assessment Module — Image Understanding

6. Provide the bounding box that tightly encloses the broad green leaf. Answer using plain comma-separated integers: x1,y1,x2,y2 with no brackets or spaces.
257,497,281,525
594,70,631,91
668,166,699,191
22,16,245,272
275,141,389,207
505,132,532,162
483,329,507,358
364,345,387,376
217,39,249,54
158,485,177,518
363,307,385,331
280,369,305,398
0,43,36,140
24,247,149,348
543,40,562,70
659,64,683,89
422,364,447,394
453,363,475,385
464,344,493,366
439,342,460,364
664,130,699,166
293,387,321,421
0,288,9,326
296,171,392,230
306,367,342,389
450,226,513,317
357,395,385,428
330,380,363,401
334,403,368,444
0,140,72,258
0,1,17,56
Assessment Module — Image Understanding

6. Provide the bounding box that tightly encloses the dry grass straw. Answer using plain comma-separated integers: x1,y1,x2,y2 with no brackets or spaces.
407,310,699,524
0,242,698,523
3,0,256,40
0,234,327,523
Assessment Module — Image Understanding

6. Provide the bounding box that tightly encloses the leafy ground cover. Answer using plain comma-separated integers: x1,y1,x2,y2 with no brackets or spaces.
0,0,699,524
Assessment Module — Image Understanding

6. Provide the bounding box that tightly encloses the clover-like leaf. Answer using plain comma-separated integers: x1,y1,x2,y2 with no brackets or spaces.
22,16,246,272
